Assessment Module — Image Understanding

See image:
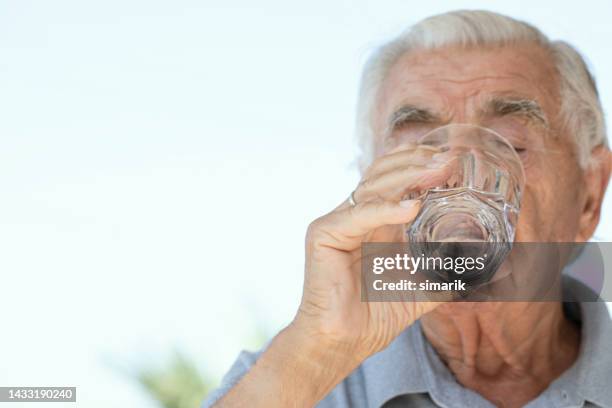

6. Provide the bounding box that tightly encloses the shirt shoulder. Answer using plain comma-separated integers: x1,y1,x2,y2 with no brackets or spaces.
200,349,261,408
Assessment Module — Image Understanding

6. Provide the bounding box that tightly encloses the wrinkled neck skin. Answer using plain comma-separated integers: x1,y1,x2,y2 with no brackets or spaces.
420,301,580,408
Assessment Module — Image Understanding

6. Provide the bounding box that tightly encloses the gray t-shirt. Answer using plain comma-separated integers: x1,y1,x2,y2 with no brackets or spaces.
203,278,612,407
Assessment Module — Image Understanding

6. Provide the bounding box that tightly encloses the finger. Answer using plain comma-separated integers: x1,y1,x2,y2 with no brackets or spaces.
355,163,452,203
336,163,450,211
311,199,421,252
365,145,444,179
334,146,447,212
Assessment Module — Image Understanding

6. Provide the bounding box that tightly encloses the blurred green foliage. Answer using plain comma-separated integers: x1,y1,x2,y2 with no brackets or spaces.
136,321,270,408
136,352,212,408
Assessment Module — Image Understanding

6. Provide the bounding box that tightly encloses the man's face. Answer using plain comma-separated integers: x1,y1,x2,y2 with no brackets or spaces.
372,44,587,242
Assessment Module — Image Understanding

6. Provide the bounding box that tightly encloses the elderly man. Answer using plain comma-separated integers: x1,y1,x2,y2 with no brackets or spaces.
203,10,611,408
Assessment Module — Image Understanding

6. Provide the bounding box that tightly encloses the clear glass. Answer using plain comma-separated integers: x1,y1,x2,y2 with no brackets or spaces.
405,124,525,285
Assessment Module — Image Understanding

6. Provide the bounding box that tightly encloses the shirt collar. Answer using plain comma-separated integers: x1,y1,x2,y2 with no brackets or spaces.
563,280,612,408
359,276,612,408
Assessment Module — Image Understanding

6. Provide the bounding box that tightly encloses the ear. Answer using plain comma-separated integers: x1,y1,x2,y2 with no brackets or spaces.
575,146,612,241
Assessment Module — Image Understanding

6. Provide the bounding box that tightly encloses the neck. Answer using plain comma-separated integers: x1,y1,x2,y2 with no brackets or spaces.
421,302,580,408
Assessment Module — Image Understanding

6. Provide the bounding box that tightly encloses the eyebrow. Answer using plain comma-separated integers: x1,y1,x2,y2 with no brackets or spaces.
486,97,549,127
386,97,549,136
386,105,439,134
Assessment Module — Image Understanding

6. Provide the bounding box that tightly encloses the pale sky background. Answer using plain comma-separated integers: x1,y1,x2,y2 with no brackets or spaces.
1,1,611,407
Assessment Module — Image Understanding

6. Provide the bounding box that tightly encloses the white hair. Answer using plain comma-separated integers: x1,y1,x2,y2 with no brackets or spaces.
356,10,608,170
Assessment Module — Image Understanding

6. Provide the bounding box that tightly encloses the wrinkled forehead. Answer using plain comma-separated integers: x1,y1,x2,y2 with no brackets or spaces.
373,44,561,135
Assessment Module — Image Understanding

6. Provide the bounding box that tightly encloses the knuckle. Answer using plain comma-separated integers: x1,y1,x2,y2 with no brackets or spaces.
306,215,334,246
371,199,388,213
355,177,375,194
348,201,364,217
361,166,373,179
367,157,383,171
358,177,373,192
306,217,324,241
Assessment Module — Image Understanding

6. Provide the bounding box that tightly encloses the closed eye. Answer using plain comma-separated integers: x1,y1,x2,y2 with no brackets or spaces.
513,147,528,159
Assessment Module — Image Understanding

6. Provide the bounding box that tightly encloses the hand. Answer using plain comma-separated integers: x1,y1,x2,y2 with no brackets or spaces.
293,145,450,365
214,146,451,408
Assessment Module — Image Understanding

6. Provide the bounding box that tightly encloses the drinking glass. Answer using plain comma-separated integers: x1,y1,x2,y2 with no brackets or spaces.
405,124,525,285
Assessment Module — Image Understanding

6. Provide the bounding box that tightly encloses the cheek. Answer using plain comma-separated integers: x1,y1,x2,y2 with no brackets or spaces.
516,183,554,241
515,160,583,241
482,119,542,170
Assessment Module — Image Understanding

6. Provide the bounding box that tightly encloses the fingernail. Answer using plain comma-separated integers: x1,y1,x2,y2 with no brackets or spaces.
399,199,418,208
